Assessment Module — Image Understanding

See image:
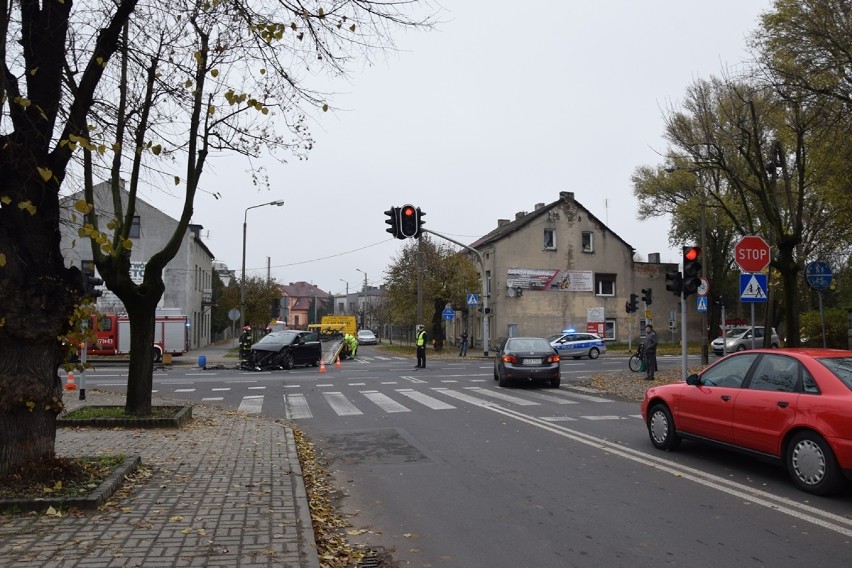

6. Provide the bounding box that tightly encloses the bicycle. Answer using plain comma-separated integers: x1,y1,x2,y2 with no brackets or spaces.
628,343,645,372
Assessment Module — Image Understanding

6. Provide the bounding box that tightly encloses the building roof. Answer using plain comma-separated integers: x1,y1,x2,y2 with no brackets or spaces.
469,191,635,253
280,281,332,311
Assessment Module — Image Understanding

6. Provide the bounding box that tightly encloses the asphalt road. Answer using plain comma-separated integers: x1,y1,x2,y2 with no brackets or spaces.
78,347,852,567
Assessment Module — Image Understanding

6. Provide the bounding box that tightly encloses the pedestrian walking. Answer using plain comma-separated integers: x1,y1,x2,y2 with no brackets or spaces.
415,324,427,368
458,330,468,357
643,324,658,381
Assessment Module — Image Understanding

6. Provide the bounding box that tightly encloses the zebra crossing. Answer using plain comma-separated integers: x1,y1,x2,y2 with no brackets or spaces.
185,382,619,420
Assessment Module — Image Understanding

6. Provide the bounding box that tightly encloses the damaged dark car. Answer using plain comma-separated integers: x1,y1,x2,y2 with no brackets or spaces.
246,330,322,370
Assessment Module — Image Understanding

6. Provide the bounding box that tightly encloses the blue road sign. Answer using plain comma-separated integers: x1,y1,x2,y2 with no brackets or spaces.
740,273,768,303
805,261,832,291
466,294,479,306
696,296,708,312
442,307,455,321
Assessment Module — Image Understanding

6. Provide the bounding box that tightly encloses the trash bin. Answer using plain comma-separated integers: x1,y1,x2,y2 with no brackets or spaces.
197,354,206,369
163,353,173,365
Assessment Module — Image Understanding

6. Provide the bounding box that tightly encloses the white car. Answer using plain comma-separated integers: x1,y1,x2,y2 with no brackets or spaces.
357,329,378,345
547,330,607,360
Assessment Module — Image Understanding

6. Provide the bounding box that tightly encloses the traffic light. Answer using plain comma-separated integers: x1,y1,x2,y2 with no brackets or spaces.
399,204,419,238
641,288,652,305
81,261,104,299
682,246,702,297
628,293,638,313
415,207,425,238
665,270,683,297
384,206,401,239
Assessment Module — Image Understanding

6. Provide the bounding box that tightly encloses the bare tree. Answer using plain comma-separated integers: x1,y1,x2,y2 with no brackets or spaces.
0,0,434,474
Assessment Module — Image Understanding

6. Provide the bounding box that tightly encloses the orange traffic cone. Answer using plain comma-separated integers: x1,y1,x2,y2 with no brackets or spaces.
335,356,341,368
319,359,327,373
64,371,77,391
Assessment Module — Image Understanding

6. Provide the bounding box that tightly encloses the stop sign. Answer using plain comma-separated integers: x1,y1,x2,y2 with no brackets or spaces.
734,235,770,272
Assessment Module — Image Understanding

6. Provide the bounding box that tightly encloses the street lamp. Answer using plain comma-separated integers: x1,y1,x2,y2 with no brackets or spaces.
240,200,284,332
339,279,349,314
356,268,367,329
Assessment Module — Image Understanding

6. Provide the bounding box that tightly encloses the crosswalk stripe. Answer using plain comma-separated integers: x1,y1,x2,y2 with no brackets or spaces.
361,391,410,413
464,386,540,406
323,392,362,416
175,388,196,393
238,396,263,414
284,394,313,419
396,389,456,410
547,389,611,403
514,390,578,405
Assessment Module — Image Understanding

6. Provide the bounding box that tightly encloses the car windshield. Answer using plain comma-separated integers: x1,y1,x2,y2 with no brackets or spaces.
507,338,551,352
725,328,749,337
816,357,852,390
256,331,297,346
546,334,564,343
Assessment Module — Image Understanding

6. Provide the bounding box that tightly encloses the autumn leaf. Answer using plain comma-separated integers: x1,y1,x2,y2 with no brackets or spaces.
37,166,53,181
74,200,94,214
18,201,36,215
0,253,6,267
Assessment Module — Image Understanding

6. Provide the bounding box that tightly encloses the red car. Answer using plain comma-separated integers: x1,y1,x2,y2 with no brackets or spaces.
641,348,852,496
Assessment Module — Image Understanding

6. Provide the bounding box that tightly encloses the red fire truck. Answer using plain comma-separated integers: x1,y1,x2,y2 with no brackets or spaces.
87,313,189,362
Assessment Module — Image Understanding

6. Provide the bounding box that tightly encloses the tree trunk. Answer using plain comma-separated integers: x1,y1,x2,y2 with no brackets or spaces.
124,303,157,415
0,181,79,476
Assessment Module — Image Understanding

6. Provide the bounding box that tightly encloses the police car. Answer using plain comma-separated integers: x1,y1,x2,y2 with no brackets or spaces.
547,330,607,360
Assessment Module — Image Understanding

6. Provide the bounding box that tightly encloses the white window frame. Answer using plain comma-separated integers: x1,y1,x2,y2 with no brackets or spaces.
595,274,615,297
543,228,556,250
582,231,594,253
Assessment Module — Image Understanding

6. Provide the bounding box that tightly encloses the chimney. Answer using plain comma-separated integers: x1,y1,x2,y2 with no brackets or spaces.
559,191,574,203
515,211,526,220
648,253,661,263
497,219,510,227
534,203,545,210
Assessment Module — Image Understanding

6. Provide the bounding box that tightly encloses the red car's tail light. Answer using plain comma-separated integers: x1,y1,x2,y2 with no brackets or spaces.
549,354,560,363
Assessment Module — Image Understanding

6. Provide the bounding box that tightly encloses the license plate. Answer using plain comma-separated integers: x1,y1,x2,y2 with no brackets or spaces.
522,358,542,365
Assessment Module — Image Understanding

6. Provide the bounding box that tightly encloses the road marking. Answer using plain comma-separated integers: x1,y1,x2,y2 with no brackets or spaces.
238,395,263,414
464,386,540,406
400,375,428,384
580,415,630,421
174,388,196,393
202,397,224,401
361,391,410,413
284,394,312,419
211,387,231,392
248,386,266,390
323,392,362,416
396,389,456,410
514,390,578,405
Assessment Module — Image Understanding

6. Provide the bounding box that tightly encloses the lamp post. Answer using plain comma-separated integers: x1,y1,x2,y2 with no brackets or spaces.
240,200,284,332
339,279,349,313
665,165,708,366
356,269,367,329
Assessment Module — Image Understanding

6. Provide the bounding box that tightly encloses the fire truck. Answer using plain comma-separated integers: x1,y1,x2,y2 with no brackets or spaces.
87,313,189,362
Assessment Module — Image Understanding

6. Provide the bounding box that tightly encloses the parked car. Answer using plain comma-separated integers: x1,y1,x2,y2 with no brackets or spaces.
547,330,607,360
494,336,561,388
357,329,378,345
641,348,852,495
247,330,321,370
711,326,780,355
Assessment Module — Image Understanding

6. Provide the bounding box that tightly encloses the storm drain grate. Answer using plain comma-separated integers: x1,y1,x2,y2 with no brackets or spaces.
356,547,386,568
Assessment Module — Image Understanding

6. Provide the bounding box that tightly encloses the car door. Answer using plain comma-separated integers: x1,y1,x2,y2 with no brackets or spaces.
675,354,758,443
731,354,801,456
294,332,321,364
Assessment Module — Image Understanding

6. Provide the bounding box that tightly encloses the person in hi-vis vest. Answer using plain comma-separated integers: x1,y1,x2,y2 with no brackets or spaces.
415,324,427,369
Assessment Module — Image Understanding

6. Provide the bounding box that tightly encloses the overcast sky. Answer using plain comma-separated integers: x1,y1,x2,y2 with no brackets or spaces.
153,1,772,296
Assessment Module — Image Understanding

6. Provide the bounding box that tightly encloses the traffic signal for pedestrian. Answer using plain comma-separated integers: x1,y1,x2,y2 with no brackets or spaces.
665,270,683,297
399,204,419,238
641,288,652,305
682,246,702,297
628,293,638,313
81,262,104,299
384,206,401,239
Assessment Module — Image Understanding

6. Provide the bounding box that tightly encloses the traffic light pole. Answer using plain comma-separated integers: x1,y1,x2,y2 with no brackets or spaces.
681,288,688,380
422,229,490,356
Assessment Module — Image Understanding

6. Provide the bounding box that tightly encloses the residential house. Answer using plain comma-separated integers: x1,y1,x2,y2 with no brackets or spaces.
463,191,697,349
59,180,215,350
279,281,333,329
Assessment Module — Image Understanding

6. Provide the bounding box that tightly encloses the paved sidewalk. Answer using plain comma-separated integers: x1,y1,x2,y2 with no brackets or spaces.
0,342,321,567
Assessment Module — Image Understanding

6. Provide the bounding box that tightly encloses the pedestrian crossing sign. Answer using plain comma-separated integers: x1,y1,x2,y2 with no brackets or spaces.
739,273,768,303
696,296,708,312
466,294,479,306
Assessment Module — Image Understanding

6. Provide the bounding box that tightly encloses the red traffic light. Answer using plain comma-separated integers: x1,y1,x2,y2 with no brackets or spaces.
402,206,415,217
684,247,701,261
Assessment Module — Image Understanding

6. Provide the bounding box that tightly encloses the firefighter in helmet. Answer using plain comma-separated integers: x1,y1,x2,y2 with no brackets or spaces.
239,326,253,363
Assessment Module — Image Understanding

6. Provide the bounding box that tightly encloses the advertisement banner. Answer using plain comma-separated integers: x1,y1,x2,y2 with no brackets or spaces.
506,268,594,292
